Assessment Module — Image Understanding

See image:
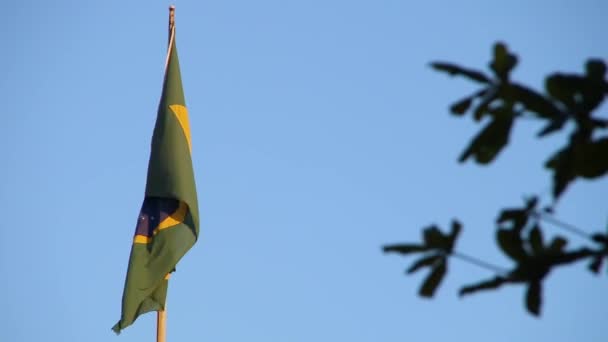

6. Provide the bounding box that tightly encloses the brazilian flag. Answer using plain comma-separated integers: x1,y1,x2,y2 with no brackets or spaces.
113,25,199,334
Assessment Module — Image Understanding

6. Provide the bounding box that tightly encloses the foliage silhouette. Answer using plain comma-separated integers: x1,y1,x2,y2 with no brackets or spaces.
385,43,608,316
384,221,461,297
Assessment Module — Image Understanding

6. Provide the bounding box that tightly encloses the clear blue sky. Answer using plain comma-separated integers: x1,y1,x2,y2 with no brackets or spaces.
2,0,606,341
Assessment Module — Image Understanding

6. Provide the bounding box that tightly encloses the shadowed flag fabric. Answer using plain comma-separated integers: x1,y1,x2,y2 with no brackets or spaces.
113,26,199,334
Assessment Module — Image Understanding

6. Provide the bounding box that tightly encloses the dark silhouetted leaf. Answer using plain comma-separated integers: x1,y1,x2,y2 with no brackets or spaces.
588,256,604,274
545,60,606,112
497,229,527,262
525,281,542,316
552,165,573,199
546,138,608,198
447,220,462,253
546,237,567,254
591,234,608,244
497,209,521,223
528,225,544,255
419,261,447,298
459,116,514,164
545,74,581,109
545,146,575,199
537,117,567,137
525,197,539,211
383,244,429,255
423,226,446,249
585,59,606,80
575,138,608,179
576,59,608,113
431,62,491,84
407,255,440,274
450,97,473,115
497,208,528,232
490,43,518,81
459,276,506,296
505,84,560,119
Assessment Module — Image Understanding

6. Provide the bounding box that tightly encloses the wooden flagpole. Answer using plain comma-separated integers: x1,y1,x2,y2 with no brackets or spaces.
156,7,175,342
168,5,175,42
156,306,167,342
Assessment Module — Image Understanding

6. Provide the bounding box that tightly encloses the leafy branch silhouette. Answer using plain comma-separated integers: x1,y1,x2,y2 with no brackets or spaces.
384,43,608,316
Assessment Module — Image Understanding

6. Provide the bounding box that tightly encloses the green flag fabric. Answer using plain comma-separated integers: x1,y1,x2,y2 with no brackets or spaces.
113,26,199,334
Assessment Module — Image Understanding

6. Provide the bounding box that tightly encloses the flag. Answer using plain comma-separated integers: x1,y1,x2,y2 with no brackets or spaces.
113,24,199,334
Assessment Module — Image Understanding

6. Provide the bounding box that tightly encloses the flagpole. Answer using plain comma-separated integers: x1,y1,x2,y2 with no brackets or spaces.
156,7,175,341
168,5,175,42
157,306,167,342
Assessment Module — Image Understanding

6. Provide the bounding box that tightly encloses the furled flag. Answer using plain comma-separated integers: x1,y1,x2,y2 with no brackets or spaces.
113,22,199,334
